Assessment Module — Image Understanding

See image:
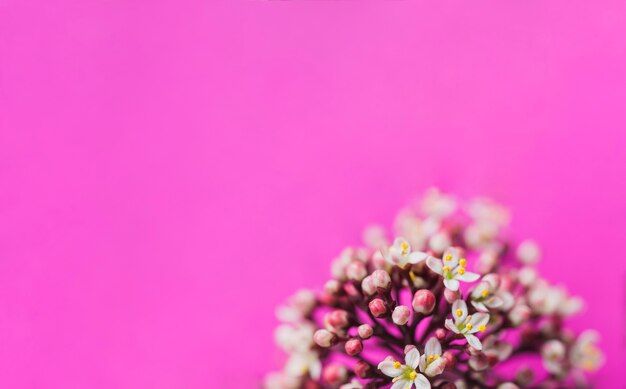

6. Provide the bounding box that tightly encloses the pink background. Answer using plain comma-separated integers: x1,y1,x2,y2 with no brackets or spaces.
1,1,625,387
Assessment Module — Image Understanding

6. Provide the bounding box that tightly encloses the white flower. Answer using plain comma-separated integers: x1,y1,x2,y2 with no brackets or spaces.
570,330,604,372
421,188,457,219
275,289,317,323
426,248,480,291
263,371,301,389
378,348,431,389
469,335,513,371
470,274,514,312
285,350,322,380
419,338,446,377
541,340,566,375
528,280,583,316
340,378,364,389
516,240,541,264
274,322,315,353
381,237,432,268
394,212,440,251
445,300,489,350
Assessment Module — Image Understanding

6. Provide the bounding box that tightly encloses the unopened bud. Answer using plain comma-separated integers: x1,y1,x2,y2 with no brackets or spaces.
325,310,349,330
343,282,360,297
345,338,363,355
517,240,540,265
357,324,374,339
354,360,372,378
509,304,531,327
314,329,337,348
361,276,376,296
412,289,436,314
435,328,446,340
369,298,387,317
346,261,367,282
322,364,347,386
371,269,391,290
324,280,341,295
443,351,456,368
392,305,411,325
444,288,460,303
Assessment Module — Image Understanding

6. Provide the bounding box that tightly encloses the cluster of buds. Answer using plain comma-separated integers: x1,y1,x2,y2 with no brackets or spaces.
265,188,603,389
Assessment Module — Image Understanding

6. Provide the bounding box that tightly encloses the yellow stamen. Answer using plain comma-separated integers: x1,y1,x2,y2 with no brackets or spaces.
465,323,473,330
427,355,434,362
481,289,489,298
455,309,463,317
401,242,409,254
442,266,451,273
394,361,401,369
457,267,466,275
479,324,487,332
459,258,467,266
444,254,452,261
409,371,417,379
434,354,440,359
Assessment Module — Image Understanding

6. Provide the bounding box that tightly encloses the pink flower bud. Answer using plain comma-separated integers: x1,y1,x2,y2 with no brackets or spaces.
322,364,347,386
444,288,460,303
509,304,531,327
357,324,374,339
392,305,411,325
324,280,341,295
371,269,391,290
325,310,349,330
443,351,456,368
343,282,360,297
404,344,417,354
361,276,376,296
354,360,372,378
345,338,363,355
346,261,367,282
412,289,436,314
371,249,386,269
314,329,337,348
435,328,446,340
369,298,387,317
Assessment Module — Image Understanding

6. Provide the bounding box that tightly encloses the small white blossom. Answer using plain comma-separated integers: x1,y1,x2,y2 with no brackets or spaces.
285,350,322,380
378,348,431,389
426,247,480,291
340,378,364,389
381,237,431,268
445,300,489,350
419,338,446,377
541,340,566,375
421,187,457,219
570,330,604,372
470,274,514,312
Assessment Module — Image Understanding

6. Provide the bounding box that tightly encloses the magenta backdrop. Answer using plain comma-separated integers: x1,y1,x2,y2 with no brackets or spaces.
1,1,625,388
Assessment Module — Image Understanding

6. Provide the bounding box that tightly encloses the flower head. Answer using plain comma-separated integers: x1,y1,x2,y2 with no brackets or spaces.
381,237,431,268
445,300,489,350
426,247,480,291
419,338,446,377
378,348,431,389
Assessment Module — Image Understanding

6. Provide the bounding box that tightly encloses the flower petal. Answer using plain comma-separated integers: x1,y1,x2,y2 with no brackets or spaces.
471,300,488,312
424,337,442,357
408,251,429,264
405,348,421,369
424,358,446,377
457,271,480,282
469,312,490,330
445,319,459,333
465,334,483,350
452,300,468,322
426,257,443,274
391,378,412,389
443,278,459,291
377,360,403,377
414,373,431,389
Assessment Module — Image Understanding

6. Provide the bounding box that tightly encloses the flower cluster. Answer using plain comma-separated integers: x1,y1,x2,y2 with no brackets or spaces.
265,188,603,389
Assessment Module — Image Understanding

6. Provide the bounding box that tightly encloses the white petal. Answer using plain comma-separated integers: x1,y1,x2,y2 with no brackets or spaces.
452,300,468,322
414,373,431,389
465,334,483,350
424,358,446,377
485,296,503,309
419,355,426,372
409,251,429,264
378,360,403,378
391,378,412,389
471,300,488,312
426,257,443,274
424,337,442,357
405,348,421,369
309,358,322,380
469,312,490,330
443,278,459,291
445,319,460,334
457,271,480,282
